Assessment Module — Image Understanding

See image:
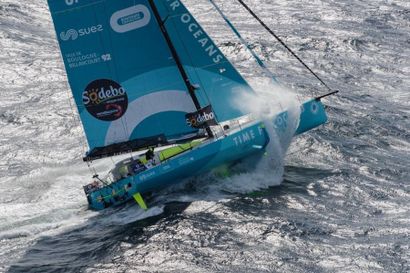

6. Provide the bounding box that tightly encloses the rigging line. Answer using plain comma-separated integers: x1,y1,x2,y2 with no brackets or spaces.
235,0,335,93
208,0,278,83
207,0,285,110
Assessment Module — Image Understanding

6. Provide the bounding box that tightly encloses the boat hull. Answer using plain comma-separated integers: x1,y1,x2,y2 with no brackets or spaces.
87,99,328,210
88,122,269,210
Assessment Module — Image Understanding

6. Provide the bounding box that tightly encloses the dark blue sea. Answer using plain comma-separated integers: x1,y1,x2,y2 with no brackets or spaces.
0,0,409,272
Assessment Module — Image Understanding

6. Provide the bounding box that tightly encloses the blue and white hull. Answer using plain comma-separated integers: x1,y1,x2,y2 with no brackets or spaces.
86,99,327,210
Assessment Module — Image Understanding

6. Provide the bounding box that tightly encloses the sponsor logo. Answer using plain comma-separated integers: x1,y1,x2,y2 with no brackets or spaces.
186,105,217,128
65,0,79,6
167,0,224,64
187,112,215,127
60,24,103,41
83,79,128,121
110,5,151,33
60,29,78,41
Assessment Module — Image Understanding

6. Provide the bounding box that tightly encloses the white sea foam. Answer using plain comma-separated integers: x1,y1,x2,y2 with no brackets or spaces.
220,80,301,192
2,0,410,272
181,81,302,196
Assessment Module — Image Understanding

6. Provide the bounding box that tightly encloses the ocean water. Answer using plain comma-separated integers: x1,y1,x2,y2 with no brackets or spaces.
0,0,409,272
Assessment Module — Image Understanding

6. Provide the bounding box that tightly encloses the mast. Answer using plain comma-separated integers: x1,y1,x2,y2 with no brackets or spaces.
148,0,214,138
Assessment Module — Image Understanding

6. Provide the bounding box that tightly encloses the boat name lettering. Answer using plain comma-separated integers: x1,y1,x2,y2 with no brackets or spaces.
166,0,223,64
233,129,257,146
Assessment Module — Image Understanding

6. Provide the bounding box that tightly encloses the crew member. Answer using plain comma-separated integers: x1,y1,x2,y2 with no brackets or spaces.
145,147,156,167
145,147,154,160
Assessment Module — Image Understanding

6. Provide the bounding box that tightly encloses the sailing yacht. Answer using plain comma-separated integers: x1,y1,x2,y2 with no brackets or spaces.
48,0,333,210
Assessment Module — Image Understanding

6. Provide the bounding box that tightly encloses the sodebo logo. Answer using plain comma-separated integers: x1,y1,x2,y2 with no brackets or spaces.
110,5,151,33
186,112,216,127
60,25,103,41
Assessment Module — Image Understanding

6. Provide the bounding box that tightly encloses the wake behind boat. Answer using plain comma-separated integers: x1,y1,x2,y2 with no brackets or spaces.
47,0,335,210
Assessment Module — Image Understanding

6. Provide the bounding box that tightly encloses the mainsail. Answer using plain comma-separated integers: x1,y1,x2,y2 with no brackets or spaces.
48,0,255,160
155,0,255,122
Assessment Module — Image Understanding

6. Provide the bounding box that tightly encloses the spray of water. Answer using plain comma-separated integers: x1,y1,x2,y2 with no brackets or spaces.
165,80,303,201
216,79,302,193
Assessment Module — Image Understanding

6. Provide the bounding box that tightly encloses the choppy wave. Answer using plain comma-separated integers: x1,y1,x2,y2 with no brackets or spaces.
1,0,409,272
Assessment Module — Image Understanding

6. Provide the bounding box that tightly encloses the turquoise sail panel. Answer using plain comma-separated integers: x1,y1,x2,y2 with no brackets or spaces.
47,0,198,153
155,0,256,122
